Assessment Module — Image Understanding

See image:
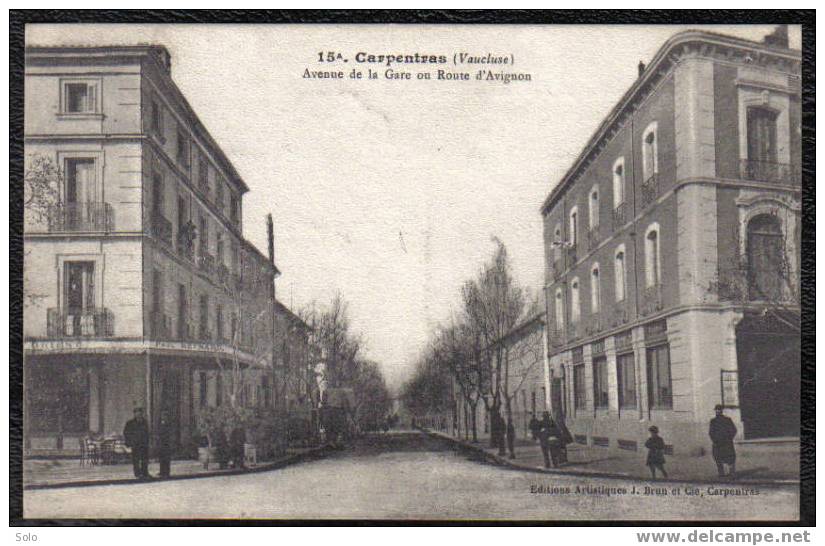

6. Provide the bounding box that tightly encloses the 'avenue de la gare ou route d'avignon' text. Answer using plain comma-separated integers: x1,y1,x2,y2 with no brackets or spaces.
304,51,533,83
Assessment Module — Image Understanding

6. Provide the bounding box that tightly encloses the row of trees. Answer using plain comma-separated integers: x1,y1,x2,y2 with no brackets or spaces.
402,238,541,443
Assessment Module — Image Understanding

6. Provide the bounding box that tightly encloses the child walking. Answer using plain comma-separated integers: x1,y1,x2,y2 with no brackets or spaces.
645,426,668,479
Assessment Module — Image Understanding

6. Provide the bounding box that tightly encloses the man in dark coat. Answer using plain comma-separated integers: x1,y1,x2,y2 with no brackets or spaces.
229,426,246,469
505,416,516,459
157,410,174,478
537,411,560,468
123,407,150,479
528,413,540,441
709,404,737,477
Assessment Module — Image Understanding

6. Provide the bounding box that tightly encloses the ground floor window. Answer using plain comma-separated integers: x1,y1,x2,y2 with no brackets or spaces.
617,352,637,408
28,364,90,434
573,364,587,410
646,344,673,409
593,356,609,408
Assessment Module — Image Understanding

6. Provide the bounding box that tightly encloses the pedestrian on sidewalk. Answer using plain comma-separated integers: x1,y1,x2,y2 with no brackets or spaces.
537,411,560,468
528,413,540,441
645,426,668,479
506,416,516,459
709,404,737,478
123,407,150,479
230,425,247,469
157,409,173,479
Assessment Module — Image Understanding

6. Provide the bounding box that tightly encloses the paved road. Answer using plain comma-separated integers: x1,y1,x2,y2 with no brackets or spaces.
24,432,798,521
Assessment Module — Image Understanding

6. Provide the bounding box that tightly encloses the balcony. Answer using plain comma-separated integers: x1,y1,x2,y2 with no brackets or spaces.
739,159,801,187
566,245,578,266
552,258,564,282
567,321,581,342
176,321,193,342
176,225,195,262
612,202,627,231
586,224,601,251
585,314,604,336
197,323,212,342
47,202,113,232
640,283,663,316
609,301,629,328
151,212,173,247
149,310,170,340
216,263,230,286
47,307,113,338
641,174,659,208
548,327,565,348
197,252,216,276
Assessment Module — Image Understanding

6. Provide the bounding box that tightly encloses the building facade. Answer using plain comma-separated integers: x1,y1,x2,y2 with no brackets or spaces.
541,29,801,455
23,45,279,456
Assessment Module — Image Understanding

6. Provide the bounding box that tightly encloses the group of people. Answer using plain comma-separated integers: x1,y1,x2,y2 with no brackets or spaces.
528,411,574,468
644,404,739,479
123,406,248,480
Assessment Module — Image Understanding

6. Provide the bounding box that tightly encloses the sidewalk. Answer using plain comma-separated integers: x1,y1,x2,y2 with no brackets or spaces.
23,446,328,490
427,429,799,485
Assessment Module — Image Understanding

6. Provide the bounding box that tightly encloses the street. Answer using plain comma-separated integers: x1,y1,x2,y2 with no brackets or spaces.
24,432,799,521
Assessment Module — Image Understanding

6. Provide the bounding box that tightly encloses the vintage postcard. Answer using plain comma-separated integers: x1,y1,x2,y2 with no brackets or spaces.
16,19,806,523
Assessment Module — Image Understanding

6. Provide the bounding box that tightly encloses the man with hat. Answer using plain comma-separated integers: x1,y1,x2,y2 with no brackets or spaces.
709,404,737,478
123,406,151,479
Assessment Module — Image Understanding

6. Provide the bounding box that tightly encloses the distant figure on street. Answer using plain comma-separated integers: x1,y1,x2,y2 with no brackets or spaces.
506,416,516,459
494,409,506,456
157,409,174,478
645,426,668,479
123,407,150,479
230,426,246,469
537,411,561,468
709,404,737,478
528,414,540,441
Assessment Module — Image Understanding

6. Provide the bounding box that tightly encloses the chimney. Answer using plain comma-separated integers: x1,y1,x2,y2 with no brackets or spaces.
638,61,646,77
266,213,275,265
764,24,789,49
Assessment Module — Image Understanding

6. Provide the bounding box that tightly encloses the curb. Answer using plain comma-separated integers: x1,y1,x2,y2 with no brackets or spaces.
24,445,334,491
420,428,799,487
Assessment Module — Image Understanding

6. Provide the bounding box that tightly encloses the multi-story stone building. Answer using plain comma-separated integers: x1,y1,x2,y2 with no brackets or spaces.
541,28,801,455
23,45,279,455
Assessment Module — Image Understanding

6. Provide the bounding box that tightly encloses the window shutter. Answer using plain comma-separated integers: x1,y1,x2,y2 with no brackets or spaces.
87,84,97,113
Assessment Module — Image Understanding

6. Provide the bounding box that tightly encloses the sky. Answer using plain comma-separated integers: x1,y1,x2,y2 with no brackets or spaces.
27,24,801,391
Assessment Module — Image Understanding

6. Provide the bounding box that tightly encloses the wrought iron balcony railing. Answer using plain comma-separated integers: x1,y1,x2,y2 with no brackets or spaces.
177,320,193,341
739,159,801,187
585,314,604,336
176,228,195,262
151,212,173,247
47,202,113,232
216,263,230,285
641,174,659,208
197,252,216,276
47,307,113,338
198,323,212,342
548,327,565,348
640,283,663,316
609,301,629,328
552,258,564,282
612,202,627,231
566,244,578,266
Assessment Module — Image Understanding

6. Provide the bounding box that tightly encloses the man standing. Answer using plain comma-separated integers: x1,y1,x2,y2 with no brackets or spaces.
709,404,737,478
528,413,540,441
505,416,516,459
123,407,150,479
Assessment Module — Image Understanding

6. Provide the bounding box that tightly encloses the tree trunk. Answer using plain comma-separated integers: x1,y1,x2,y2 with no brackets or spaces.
470,401,478,443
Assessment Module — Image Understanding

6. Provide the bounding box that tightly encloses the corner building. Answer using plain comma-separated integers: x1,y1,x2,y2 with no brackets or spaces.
23,46,278,456
541,29,801,456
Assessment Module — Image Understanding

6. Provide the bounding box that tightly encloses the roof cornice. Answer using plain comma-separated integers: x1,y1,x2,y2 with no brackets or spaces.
539,30,801,216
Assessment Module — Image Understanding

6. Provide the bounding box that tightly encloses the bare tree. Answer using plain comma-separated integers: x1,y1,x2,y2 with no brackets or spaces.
23,154,63,308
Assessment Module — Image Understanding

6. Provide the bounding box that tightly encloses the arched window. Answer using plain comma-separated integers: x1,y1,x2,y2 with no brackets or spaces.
645,224,661,287
612,157,625,207
590,264,601,314
747,214,784,300
614,245,626,302
554,288,564,330
642,122,658,181
569,206,579,246
589,185,600,229
570,278,580,324
553,223,562,260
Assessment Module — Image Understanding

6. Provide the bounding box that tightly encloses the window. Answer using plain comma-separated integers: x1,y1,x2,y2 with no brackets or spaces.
589,186,600,229
230,195,239,224
198,372,208,408
569,207,579,246
614,245,626,302
573,364,587,410
63,81,98,114
199,294,209,339
230,312,237,343
216,373,223,407
64,261,95,312
617,352,636,408
198,157,209,190
642,122,658,181
612,157,625,207
216,181,225,212
593,356,609,409
646,344,672,409
746,107,778,164
64,158,96,205
216,304,224,341
747,214,784,300
570,278,581,324
177,130,190,168
554,288,564,331
150,100,163,137
151,269,163,313
645,224,661,288
151,172,164,217
590,264,601,314
177,284,188,339
199,215,209,255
